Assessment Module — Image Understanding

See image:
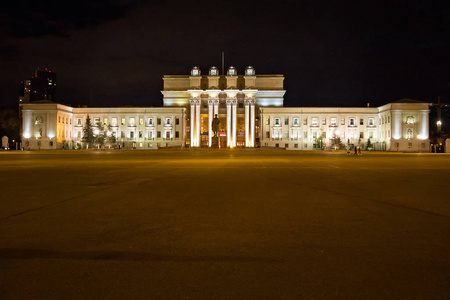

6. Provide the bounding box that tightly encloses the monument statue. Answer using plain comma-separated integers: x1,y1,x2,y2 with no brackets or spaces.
212,114,220,137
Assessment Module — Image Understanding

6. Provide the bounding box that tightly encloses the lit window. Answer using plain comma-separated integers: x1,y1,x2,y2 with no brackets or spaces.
331,118,337,126
58,116,61,123
140,118,144,125
322,118,326,125
129,118,135,126
112,118,117,126
303,119,308,125
312,118,318,126
406,116,415,124
121,118,125,125
341,118,345,125
104,118,108,125
94,118,100,126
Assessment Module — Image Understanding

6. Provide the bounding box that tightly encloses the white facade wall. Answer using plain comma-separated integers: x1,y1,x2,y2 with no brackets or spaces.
22,103,186,150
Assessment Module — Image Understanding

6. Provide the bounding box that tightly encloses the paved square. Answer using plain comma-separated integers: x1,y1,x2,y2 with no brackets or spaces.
0,150,449,299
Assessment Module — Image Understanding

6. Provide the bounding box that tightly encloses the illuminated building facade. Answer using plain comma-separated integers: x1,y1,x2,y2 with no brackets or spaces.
21,66,431,152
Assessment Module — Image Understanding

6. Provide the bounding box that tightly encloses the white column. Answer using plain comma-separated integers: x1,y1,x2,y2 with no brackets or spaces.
250,100,255,147
392,111,402,140
190,101,195,147
195,100,200,147
226,100,231,147
421,111,429,139
208,100,213,147
244,100,249,147
232,100,237,147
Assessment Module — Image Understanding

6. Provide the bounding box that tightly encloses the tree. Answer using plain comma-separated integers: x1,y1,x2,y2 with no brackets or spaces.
82,115,94,148
105,124,116,148
314,131,325,149
94,123,105,148
366,138,373,151
331,133,342,149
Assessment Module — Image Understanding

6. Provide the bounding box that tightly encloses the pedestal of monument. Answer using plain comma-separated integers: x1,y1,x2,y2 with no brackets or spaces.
211,136,219,148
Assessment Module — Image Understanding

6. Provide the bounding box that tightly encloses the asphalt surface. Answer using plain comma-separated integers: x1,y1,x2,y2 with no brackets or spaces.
0,149,449,299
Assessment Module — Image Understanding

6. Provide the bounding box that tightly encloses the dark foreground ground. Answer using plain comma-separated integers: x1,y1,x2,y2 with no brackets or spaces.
0,149,449,299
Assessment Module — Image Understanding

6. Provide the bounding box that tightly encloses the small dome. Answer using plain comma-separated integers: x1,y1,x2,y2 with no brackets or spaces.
227,66,237,76
209,66,219,76
191,66,201,76
245,66,255,76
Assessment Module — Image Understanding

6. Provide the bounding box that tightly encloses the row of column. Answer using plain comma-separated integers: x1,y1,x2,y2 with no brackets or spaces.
189,99,255,147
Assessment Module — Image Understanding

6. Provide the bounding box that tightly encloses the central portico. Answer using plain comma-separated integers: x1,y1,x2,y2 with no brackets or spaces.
161,65,286,148
188,89,256,147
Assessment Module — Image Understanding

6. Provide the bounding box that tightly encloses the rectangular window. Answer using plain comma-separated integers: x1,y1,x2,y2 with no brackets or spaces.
166,118,171,125
341,118,345,125
266,118,270,125
77,118,82,125
176,118,179,125
312,118,318,126
284,132,288,138
304,132,308,138
139,143,143,148
369,118,374,126
303,119,308,125
331,117,337,126
293,118,299,126
388,116,390,123
130,131,135,138
112,131,117,137
369,132,373,139
166,131,171,138
69,119,72,125
77,131,81,138
266,132,270,138
140,118,144,125
104,118,108,125
139,131,143,138
313,132,317,138
148,118,153,125
121,131,125,138
58,116,61,123
322,118,326,125
285,118,289,125
360,119,364,125
175,131,179,138
274,118,280,125
157,131,161,138
157,118,161,125
66,118,68,124
349,118,355,126
360,132,364,139
94,118,100,126
294,144,298,148
112,118,117,126
129,118,135,126
121,118,125,125
49,141,53,147
408,143,412,148
148,131,153,138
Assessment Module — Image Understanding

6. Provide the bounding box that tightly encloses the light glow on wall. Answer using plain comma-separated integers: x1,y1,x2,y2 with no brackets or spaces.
23,133,31,139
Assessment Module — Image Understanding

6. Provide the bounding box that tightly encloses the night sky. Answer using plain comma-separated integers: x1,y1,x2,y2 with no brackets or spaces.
1,0,449,110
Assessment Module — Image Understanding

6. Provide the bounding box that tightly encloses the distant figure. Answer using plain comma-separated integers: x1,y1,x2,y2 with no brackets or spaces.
358,147,362,155
354,147,357,155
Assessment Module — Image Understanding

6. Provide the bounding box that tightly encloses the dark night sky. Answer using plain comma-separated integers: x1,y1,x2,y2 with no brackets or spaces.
1,0,449,111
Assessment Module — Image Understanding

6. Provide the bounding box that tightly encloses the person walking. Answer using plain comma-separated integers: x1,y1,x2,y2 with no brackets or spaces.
358,147,362,155
354,146,357,155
